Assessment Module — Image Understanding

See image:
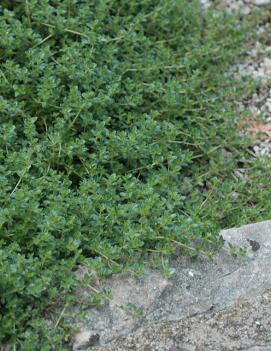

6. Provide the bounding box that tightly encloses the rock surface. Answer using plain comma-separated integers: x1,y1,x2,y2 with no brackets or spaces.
73,329,100,351
92,290,271,351
72,220,271,350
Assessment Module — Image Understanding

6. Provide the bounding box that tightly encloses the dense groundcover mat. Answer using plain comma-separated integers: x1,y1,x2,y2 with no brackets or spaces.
1,0,270,349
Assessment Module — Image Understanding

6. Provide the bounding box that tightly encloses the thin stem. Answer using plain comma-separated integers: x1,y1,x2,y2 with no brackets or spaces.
32,34,54,48
25,0,31,25
93,250,120,268
154,235,209,257
10,177,22,196
87,285,100,294
0,69,8,83
54,303,67,329
39,22,88,38
199,188,214,210
69,104,85,128
65,28,88,38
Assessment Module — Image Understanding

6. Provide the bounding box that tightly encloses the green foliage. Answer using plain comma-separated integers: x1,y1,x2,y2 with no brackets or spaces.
1,0,270,349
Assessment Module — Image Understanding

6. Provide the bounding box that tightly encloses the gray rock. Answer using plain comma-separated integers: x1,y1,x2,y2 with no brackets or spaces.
92,290,271,351
73,330,100,350
251,0,270,5
71,220,271,350
241,5,251,14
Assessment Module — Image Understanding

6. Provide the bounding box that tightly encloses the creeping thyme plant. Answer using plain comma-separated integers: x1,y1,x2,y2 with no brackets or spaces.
1,1,271,349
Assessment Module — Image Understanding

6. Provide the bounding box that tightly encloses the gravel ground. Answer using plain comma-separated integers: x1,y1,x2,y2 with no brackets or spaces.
202,0,271,157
